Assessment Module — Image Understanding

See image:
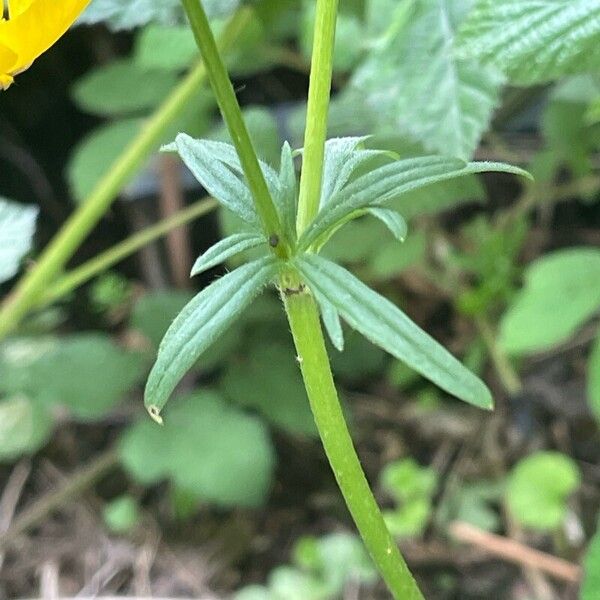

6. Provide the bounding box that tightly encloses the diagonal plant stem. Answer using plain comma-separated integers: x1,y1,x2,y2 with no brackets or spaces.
0,10,250,340
38,197,218,308
180,0,288,257
296,0,340,236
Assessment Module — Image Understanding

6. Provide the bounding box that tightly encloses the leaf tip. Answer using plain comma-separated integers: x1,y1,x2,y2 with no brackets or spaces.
147,405,164,425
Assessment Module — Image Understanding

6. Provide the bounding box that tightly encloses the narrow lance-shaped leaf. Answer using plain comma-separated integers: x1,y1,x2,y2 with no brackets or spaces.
367,207,408,242
145,257,278,419
278,141,298,241
190,232,267,276
314,291,345,352
164,134,259,227
457,0,600,85
296,253,493,409
299,158,530,250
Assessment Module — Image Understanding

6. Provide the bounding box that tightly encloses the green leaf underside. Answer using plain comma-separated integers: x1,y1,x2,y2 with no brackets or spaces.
353,0,503,158
457,0,600,85
278,142,298,241
145,257,278,414
0,198,38,285
191,232,267,276
314,291,345,352
296,254,493,410
367,207,408,241
299,157,530,249
165,135,260,227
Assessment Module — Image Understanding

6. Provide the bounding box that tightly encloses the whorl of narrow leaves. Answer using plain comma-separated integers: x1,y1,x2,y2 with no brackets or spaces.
457,0,600,85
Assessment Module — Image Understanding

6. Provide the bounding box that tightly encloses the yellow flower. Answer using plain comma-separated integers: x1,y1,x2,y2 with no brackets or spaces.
0,0,90,90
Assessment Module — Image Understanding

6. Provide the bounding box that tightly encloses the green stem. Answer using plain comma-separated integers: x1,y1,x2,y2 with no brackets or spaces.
282,283,424,600
296,0,340,236
0,10,250,340
181,0,285,254
38,197,218,308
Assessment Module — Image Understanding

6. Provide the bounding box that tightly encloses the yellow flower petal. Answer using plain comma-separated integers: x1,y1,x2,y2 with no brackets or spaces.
0,0,90,87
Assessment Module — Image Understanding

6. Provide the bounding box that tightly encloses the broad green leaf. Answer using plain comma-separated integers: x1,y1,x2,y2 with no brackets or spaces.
80,0,238,30
296,254,493,409
0,396,52,461
457,0,600,85
367,207,407,242
221,342,316,436
103,495,140,533
381,458,438,503
582,518,600,600
293,533,377,594
353,0,503,158
191,233,267,276
121,390,275,507
299,156,529,251
68,119,143,202
506,452,581,530
72,59,178,116
134,25,197,71
164,135,260,227
500,248,600,355
0,198,38,284
588,334,600,425
145,257,278,416
0,335,146,420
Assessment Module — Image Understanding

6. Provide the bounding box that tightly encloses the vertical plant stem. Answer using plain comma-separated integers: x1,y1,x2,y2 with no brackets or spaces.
0,10,250,340
296,0,340,235
283,284,424,600
180,0,285,253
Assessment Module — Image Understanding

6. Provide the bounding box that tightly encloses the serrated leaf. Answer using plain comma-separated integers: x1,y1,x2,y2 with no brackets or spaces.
0,198,38,284
191,233,267,276
457,0,600,85
353,0,503,158
145,257,278,415
296,254,493,409
299,157,530,250
121,390,275,507
500,248,600,355
366,207,407,242
506,451,581,530
80,0,239,30
72,59,178,116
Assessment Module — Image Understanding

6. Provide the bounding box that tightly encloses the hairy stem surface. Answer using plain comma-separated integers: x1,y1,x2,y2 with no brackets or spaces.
283,280,424,600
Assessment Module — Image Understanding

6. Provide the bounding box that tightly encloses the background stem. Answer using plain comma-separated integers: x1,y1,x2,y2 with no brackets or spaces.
296,0,340,235
181,0,285,252
0,10,250,340
38,197,218,308
283,284,424,600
